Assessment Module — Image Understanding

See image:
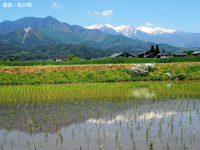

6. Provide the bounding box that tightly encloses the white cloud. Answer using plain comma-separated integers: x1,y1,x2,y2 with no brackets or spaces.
51,2,61,8
94,11,101,16
102,10,113,16
146,22,154,26
87,10,113,18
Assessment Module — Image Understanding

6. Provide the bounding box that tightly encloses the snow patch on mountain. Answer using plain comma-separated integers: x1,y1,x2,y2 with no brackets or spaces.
85,24,176,35
24,27,31,37
85,24,103,29
136,26,176,34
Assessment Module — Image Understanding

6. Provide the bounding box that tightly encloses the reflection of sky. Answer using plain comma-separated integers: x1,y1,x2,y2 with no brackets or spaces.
87,110,177,124
0,99,200,150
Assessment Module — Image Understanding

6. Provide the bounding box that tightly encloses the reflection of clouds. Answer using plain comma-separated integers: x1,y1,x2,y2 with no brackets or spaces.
87,109,176,125
87,114,129,124
138,111,176,120
130,87,156,99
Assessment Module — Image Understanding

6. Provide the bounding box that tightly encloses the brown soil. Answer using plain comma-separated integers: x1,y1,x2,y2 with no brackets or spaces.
0,62,199,74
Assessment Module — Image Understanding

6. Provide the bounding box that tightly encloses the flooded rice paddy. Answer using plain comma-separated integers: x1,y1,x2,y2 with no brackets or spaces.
0,81,199,150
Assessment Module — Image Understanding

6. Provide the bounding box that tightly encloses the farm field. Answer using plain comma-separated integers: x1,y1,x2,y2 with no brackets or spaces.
0,56,200,67
0,62,200,84
0,81,199,150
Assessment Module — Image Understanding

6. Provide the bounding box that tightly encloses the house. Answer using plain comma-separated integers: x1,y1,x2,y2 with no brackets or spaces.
54,56,62,61
156,49,170,58
191,51,200,56
110,52,135,58
173,52,188,57
138,51,152,58
157,53,169,58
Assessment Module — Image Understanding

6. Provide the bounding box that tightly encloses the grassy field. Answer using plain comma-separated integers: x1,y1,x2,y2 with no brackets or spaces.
0,56,200,66
0,62,199,84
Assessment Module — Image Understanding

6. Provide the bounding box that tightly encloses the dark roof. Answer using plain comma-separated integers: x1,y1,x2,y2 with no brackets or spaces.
144,54,151,58
110,52,135,58
110,53,119,58
173,52,188,56
191,51,200,55
157,53,169,56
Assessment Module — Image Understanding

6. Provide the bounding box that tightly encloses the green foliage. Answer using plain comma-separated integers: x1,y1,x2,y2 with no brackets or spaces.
0,64,199,84
68,54,73,60
168,52,173,56
39,25,190,54
150,45,155,54
86,56,91,60
155,44,160,55
8,57,20,61
184,50,195,55
1,27,56,48
72,57,81,61
67,54,80,61
0,56,200,66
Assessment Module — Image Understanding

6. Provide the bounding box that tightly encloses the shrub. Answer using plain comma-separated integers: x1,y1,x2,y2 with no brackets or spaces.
127,63,156,77
72,57,81,61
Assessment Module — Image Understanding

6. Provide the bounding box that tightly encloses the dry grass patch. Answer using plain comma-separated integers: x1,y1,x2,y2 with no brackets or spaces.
0,62,199,74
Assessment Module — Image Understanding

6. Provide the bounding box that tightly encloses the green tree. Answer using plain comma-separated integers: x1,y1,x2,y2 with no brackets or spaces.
86,56,91,60
9,58,14,61
185,50,194,55
155,45,160,55
150,45,155,53
72,57,81,61
68,54,73,60
168,52,173,56
72,54,76,58
14,56,20,61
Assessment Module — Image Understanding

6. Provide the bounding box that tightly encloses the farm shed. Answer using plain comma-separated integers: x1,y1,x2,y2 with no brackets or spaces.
110,52,135,58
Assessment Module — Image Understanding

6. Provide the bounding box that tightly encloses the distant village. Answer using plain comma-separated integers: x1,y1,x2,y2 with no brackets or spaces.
53,45,200,61
1,45,200,62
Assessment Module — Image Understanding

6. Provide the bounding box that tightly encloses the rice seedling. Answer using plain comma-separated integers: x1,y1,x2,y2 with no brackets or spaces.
0,81,199,149
115,130,118,142
25,140,30,147
40,142,43,147
33,143,37,150
149,141,153,149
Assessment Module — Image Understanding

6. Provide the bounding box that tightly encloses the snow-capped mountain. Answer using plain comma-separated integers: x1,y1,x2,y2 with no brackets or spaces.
85,24,200,47
85,24,176,36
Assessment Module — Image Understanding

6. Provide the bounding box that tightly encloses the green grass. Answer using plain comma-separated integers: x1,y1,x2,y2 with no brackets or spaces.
0,81,199,105
0,65,199,85
0,56,200,66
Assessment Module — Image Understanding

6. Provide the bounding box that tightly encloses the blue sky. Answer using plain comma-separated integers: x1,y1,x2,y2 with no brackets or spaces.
1,0,200,33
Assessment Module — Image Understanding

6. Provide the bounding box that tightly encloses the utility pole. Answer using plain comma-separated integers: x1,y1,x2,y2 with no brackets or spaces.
81,53,83,60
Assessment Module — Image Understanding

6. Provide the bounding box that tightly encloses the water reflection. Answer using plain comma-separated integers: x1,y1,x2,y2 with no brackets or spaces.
0,98,199,150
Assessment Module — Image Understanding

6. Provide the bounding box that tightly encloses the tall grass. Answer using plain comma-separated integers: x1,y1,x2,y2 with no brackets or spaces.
0,56,199,66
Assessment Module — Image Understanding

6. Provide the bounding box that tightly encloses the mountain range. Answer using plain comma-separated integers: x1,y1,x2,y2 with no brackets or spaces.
0,16,199,59
85,24,200,47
